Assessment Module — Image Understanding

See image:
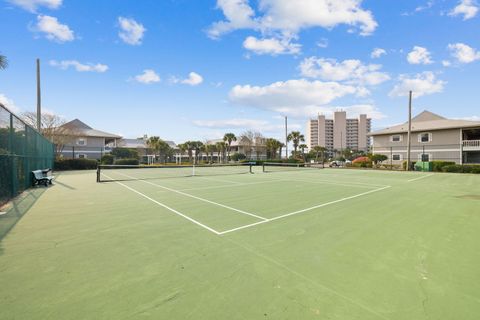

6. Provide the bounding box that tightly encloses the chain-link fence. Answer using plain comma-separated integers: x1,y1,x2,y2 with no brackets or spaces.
0,104,55,206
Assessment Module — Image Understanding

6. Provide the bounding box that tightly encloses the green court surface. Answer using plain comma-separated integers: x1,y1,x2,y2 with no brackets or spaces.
1,167,480,319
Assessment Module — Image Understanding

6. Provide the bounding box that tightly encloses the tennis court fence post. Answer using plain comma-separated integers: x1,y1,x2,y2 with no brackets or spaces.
96,166,100,183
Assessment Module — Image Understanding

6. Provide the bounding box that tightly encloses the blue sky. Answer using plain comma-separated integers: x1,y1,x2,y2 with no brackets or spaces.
1,0,479,143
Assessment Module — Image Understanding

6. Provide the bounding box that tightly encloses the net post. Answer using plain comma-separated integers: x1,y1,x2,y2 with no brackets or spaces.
192,163,196,176
96,166,101,183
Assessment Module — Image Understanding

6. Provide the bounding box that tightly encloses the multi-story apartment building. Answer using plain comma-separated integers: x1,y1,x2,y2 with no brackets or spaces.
306,111,371,152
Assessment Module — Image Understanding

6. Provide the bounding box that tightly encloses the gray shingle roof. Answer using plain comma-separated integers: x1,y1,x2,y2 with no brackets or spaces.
61,119,122,139
370,111,480,136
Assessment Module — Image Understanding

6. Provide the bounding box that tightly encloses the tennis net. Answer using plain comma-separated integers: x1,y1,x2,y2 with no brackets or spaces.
97,163,253,182
262,162,324,173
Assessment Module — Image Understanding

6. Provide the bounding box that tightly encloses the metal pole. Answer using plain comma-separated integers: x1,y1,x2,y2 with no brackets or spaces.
285,116,288,159
407,91,412,171
36,58,41,132
390,146,393,170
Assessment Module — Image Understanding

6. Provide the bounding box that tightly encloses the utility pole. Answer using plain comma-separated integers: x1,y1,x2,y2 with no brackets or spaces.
406,91,413,171
36,58,41,132
285,116,288,159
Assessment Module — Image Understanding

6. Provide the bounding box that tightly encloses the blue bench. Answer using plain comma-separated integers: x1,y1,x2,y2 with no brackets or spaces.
32,169,54,186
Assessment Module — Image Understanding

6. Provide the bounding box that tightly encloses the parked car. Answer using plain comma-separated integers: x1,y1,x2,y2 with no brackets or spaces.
329,160,344,167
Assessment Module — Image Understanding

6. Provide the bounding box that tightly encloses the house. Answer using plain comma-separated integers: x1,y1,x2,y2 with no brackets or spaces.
117,137,177,163
205,137,267,161
58,119,121,160
370,110,480,165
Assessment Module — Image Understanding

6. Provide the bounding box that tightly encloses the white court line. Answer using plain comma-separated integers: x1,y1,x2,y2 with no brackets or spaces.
278,177,387,189
116,172,268,221
407,174,434,182
180,180,281,192
219,185,391,235
102,174,221,235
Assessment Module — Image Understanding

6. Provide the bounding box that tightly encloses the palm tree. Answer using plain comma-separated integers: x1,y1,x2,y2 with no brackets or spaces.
215,141,227,163
312,146,327,164
265,138,283,160
299,144,308,162
0,54,8,70
177,143,188,164
287,131,305,157
223,133,237,161
146,136,161,163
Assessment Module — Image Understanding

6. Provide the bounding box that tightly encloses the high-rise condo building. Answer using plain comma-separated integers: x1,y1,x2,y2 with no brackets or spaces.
306,111,371,152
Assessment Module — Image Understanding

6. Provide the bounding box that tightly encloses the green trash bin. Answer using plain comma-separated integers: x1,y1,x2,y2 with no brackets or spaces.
414,161,432,172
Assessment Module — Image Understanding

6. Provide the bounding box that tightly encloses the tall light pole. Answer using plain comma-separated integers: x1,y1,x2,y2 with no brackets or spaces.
36,58,41,132
406,90,413,171
285,116,288,159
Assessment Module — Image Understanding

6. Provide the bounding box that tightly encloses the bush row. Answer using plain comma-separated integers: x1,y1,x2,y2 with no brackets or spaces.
113,158,139,165
442,164,480,174
54,159,98,170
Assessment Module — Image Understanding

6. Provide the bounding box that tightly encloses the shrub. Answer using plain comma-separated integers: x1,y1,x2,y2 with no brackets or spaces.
54,159,98,170
431,161,456,172
111,148,139,159
402,160,417,170
441,164,480,173
114,158,139,165
100,154,114,165
231,153,246,161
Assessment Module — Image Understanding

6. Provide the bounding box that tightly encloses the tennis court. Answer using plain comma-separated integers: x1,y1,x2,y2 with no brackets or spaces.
1,165,480,319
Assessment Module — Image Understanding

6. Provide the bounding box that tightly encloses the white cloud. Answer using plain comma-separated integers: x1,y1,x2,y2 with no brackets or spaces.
229,79,359,112
134,69,160,84
208,0,378,39
49,60,108,73
454,115,480,121
448,43,480,63
193,118,302,132
8,0,61,12
193,118,269,129
317,38,329,48
35,15,74,43
389,72,445,98
243,36,301,55
118,17,146,45
0,94,21,113
171,72,204,86
407,46,433,65
299,57,390,86
449,0,478,20
371,48,386,58
182,72,204,86
442,60,452,67
207,0,259,39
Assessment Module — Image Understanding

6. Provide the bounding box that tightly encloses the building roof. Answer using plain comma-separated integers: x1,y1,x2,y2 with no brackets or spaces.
119,138,177,149
61,119,122,139
369,111,480,136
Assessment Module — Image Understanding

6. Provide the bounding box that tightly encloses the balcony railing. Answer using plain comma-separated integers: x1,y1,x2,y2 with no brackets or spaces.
463,140,480,150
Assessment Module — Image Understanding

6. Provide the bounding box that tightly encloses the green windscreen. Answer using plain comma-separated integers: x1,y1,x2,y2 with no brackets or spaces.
0,104,55,206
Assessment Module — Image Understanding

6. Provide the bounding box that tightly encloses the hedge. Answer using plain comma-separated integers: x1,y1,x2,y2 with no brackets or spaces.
100,154,114,165
442,164,480,174
54,159,98,170
114,158,139,165
431,161,456,172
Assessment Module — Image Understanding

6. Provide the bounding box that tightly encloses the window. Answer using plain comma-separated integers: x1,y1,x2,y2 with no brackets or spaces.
419,154,430,162
77,154,87,159
392,154,402,161
76,138,87,146
418,133,432,143
390,135,402,142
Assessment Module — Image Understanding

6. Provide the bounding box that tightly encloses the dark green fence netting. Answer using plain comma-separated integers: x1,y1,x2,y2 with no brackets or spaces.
0,104,54,206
